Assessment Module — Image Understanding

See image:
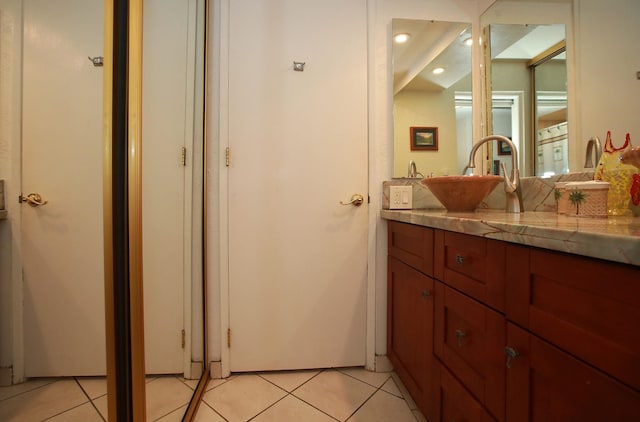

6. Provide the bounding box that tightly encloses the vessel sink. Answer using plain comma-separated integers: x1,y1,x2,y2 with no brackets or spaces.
420,175,503,212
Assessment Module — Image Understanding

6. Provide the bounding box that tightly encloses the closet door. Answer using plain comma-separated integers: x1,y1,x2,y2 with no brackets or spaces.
227,0,368,370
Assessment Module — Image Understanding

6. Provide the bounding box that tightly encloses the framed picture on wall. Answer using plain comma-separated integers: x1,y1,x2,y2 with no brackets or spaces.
498,138,512,155
410,127,438,151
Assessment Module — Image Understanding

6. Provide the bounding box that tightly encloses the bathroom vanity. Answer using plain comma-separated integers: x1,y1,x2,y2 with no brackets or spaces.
383,210,640,421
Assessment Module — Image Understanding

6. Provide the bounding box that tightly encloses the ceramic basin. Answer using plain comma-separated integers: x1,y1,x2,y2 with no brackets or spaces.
421,175,503,212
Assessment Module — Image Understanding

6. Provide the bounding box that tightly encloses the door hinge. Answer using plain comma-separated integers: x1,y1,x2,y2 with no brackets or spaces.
180,146,187,166
227,328,231,348
225,147,231,167
181,329,186,349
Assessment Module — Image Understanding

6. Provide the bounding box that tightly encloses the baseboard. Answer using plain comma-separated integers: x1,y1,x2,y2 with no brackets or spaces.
0,366,13,386
186,361,204,380
209,361,222,379
374,355,393,373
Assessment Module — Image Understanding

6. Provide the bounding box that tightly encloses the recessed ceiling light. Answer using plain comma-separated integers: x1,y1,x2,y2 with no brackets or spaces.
394,33,411,44
463,36,473,46
432,67,445,75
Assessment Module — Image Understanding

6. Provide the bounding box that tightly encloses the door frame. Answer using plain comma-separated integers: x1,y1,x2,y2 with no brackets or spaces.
209,0,377,377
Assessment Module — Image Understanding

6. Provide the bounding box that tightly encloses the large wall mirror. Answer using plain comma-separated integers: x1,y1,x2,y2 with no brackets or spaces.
481,0,572,177
392,19,473,178
0,0,206,420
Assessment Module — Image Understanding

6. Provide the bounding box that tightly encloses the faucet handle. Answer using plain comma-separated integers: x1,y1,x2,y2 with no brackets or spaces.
501,162,518,193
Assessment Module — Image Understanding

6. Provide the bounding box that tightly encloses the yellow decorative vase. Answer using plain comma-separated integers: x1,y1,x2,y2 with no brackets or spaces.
594,131,635,216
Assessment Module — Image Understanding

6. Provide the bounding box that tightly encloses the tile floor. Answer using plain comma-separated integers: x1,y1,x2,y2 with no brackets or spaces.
0,367,426,421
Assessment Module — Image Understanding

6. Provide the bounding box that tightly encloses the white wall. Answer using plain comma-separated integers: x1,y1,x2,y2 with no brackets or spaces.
393,89,459,177
369,0,490,361
574,0,640,156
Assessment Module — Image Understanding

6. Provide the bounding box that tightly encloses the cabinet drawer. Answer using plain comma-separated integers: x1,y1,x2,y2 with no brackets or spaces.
440,365,496,422
506,245,640,391
388,221,434,276
506,323,640,421
435,281,505,421
434,230,505,311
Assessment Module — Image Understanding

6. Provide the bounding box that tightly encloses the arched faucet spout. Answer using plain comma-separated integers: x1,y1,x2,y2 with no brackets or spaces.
408,160,417,178
467,135,524,213
584,136,602,168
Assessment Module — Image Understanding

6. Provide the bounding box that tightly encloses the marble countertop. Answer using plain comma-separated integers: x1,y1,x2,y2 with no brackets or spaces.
380,209,640,267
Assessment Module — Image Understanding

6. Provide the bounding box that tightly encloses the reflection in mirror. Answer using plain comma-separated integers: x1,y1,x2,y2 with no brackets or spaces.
392,19,472,178
0,1,206,420
488,23,567,177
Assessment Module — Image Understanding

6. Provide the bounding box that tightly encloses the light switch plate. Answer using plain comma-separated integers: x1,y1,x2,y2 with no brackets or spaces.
389,185,413,209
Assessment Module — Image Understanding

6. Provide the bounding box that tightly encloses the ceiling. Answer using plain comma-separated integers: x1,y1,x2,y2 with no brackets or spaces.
393,18,565,94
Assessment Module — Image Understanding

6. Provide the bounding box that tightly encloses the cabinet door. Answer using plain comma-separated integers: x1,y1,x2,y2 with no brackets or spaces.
440,365,496,422
506,244,640,391
506,323,640,421
435,281,505,421
387,256,436,420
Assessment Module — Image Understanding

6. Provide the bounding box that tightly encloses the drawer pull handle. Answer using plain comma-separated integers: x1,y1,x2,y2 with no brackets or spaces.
504,346,520,368
421,290,431,298
455,329,466,346
455,254,465,265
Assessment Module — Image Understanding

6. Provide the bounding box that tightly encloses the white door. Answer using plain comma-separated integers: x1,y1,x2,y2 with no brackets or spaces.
227,0,369,371
21,0,187,376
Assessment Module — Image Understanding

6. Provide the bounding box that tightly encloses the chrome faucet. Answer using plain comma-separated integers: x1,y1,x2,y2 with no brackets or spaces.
407,160,424,178
467,135,524,213
584,136,602,168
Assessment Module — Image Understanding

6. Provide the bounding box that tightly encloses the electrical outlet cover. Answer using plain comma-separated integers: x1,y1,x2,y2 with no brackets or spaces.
389,185,413,209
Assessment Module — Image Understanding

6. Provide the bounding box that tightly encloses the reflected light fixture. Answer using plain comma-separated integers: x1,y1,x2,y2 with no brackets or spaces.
394,33,411,43
432,67,445,75
463,36,473,46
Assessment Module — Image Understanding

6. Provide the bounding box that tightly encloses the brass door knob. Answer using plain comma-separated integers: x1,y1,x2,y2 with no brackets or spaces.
20,193,48,207
340,193,364,207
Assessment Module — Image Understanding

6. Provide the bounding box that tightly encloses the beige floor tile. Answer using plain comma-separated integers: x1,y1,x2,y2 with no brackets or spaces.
380,377,402,398
258,369,320,392
205,378,229,392
0,379,88,422
391,373,417,410
192,403,230,422
46,402,103,421
92,394,108,420
76,376,107,400
182,378,199,390
155,404,194,422
293,370,375,421
202,374,286,422
347,390,416,422
252,394,337,422
0,378,57,401
337,368,392,388
146,375,196,421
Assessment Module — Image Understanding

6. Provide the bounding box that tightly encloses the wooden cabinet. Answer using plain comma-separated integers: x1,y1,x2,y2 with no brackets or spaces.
387,221,640,421
505,322,640,421
389,220,434,276
439,364,495,422
434,230,505,311
506,244,640,391
387,221,437,420
434,281,505,420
